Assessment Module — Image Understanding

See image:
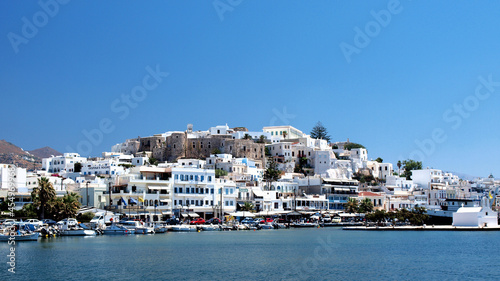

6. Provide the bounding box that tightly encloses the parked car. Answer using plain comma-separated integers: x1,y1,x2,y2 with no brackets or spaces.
57,218,78,226
1,219,16,226
190,218,205,225
165,218,180,225
241,218,254,224
42,219,58,226
205,218,221,225
25,219,43,227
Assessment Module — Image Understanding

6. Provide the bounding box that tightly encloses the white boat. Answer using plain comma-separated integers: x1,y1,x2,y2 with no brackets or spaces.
119,220,155,234
103,224,133,235
259,224,274,230
171,225,198,232
200,225,221,231
58,219,96,236
292,222,319,228
0,230,39,242
237,224,249,230
60,229,96,236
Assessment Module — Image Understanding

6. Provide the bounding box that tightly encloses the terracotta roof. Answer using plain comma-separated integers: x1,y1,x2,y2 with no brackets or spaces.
359,192,383,197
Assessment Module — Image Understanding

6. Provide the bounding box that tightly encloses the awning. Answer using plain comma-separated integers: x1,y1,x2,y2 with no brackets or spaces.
160,199,169,203
229,212,255,217
148,185,169,190
188,212,199,217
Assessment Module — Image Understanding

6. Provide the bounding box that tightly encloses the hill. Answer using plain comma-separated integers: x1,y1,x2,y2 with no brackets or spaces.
28,146,62,159
0,140,41,170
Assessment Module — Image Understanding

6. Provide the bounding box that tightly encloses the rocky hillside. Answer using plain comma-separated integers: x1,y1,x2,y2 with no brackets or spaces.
0,140,61,170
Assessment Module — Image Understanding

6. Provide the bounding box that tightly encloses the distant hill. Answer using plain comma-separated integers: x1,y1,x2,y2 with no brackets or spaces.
0,140,45,170
28,146,62,159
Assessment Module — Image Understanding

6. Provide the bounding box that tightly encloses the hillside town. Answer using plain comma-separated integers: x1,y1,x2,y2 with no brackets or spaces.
1,123,499,225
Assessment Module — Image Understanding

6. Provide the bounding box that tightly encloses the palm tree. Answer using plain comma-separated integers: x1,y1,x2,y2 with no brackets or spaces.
242,202,254,212
59,192,81,219
345,197,358,213
397,160,402,176
282,131,288,139
32,177,56,220
359,198,374,213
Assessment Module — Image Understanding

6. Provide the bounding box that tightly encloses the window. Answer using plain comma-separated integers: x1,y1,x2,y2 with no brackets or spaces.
208,176,212,182
175,174,178,180
174,187,178,193
174,200,177,205
205,200,209,205
179,187,183,193
230,189,233,194
196,188,199,194
225,188,228,195
201,176,204,182
211,200,213,206
195,175,198,181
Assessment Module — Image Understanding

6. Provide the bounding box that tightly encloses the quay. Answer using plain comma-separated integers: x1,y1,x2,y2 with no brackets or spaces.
343,225,500,231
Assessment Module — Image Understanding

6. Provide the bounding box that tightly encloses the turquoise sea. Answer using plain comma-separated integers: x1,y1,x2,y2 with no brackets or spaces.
1,228,499,280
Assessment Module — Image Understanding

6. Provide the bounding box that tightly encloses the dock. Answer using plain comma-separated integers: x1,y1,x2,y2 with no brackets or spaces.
343,225,500,231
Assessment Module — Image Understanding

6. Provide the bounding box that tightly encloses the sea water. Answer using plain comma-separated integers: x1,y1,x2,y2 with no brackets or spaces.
1,228,499,280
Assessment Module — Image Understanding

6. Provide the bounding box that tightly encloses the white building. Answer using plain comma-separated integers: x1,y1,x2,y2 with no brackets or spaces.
263,125,306,140
452,201,498,227
42,153,87,173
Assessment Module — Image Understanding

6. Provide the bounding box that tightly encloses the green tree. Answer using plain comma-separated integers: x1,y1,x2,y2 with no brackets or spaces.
74,162,82,173
212,148,221,155
258,135,266,144
345,197,358,213
148,157,159,166
310,121,331,142
241,202,254,212
402,159,423,180
344,142,365,150
31,177,57,220
215,169,228,178
358,198,374,213
375,157,383,163
264,158,281,186
57,192,81,220
265,147,271,156
397,160,402,176
77,211,95,223
243,134,252,140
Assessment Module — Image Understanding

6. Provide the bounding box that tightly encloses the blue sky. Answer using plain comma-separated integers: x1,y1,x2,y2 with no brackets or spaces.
1,1,499,177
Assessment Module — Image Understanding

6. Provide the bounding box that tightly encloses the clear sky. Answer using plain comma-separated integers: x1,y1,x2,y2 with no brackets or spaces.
1,1,499,178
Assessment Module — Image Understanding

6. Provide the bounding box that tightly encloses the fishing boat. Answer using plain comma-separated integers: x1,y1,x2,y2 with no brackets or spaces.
171,225,197,232
58,220,96,236
200,225,221,231
0,227,39,242
102,224,132,235
119,220,155,234
291,222,319,228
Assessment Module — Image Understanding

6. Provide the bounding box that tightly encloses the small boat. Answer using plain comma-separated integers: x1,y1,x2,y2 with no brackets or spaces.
119,220,155,234
58,220,96,236
200,225,221,231
292,222,319,228
0,229,39,242
259,224,274,230
171,225,198,232
236,224,249,230
103,224,132,235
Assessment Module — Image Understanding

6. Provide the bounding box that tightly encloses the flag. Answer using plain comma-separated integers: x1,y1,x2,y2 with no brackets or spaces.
138,197,144,203
130,197,138,204
489,191,493,199
120,197,127,206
